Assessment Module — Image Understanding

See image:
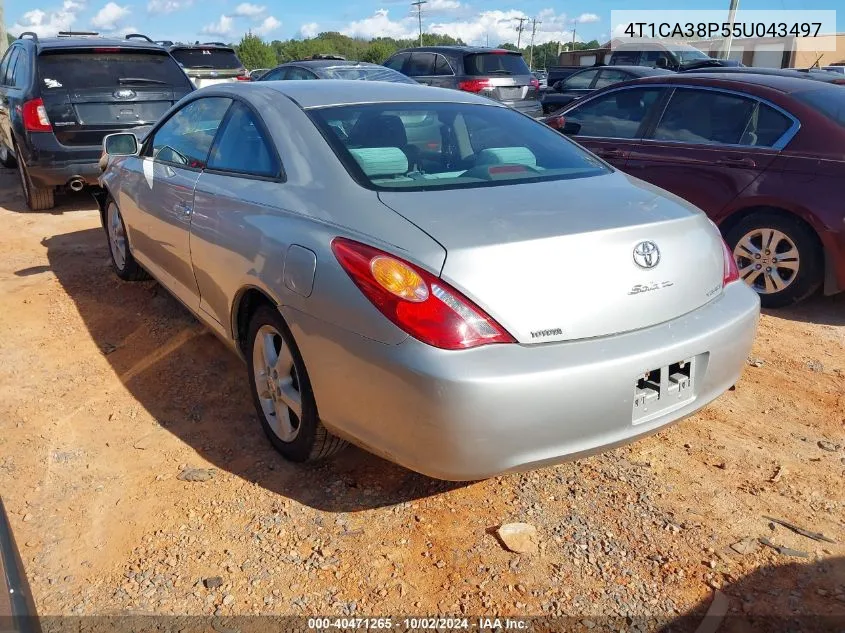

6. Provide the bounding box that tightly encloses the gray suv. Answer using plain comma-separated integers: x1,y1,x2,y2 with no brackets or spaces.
384,46,541,117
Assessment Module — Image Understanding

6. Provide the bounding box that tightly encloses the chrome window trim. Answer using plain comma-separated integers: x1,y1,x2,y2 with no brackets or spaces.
563,82,802,150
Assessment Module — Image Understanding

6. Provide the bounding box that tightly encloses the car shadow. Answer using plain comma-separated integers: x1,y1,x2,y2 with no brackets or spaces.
765,292,845,328
42,227,467,513
0,167,98,214
656,556,845,633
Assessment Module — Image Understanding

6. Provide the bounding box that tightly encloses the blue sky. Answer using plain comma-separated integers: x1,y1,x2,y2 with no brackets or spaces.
7,0,843,46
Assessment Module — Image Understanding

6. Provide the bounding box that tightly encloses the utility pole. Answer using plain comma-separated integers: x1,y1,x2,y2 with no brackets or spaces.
411,0,427,47
722,0,739,60
569,20,577,52
528,17,541,70
515,16,528,49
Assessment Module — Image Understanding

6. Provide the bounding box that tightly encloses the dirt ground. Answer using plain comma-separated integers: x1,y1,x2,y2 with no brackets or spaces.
0,169,843,628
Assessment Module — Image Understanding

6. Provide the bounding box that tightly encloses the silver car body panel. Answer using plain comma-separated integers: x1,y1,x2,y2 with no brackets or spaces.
100,81,760,480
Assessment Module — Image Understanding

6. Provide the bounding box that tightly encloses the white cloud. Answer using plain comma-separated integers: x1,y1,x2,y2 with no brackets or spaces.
11,1,81,36
253,15,280,35
299,22,319,38
573,13,600,24
342,9,417,40
147,0,191,14
201,14,234,37
90,2,130,30
428,9,569,46
426,0,461,11
233,2,265,17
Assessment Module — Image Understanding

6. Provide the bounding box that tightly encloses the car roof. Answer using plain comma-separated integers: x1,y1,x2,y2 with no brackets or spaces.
587,65,673,75
393,46,521,55
24,36,168,53
232,80,497,109
168,43,235,51
280,60,378,69
631,71,838,94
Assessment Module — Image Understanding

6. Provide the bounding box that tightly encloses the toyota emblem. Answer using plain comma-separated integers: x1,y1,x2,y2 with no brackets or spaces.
633,241,660,269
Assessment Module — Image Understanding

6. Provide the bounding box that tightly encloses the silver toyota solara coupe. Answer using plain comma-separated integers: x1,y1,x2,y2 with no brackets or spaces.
98,80,760,481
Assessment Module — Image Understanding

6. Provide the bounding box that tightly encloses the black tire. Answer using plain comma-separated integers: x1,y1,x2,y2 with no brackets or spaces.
725,212,822,309
16,153,54,211
0,144,17,169
104,197,149,281
246,304,346,463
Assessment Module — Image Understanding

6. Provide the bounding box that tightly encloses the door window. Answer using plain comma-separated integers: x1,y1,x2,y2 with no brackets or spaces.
565,87,663,138
146,97,231,168
592,69,631,89
384,53,409,73
653,88,790,146
261,67,287,81
11,49,29,89
564,68,599,89
207,102,279,177
2,49,19,86
285,67,315,80
433,55,453,76
406,53,436,77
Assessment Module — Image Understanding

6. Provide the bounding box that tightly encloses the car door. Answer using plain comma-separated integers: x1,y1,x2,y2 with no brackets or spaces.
560,86,665,168
122,96,232,309
190,100,283,328
625,87,793,217
560,68,600,100
404,52,437,85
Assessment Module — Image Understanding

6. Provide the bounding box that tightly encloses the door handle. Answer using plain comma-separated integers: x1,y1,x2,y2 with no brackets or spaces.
598,149,625,159
716,157,756,168
174,200,193,216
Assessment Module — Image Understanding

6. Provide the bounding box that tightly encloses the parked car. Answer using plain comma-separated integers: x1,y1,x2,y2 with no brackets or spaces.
384,46,541,117
0,31,193,210
542,66,672,114
166,42,248,88
610,42,742,71
257,58,416,84
547,65,589,88
546,72,845,307
821,65,845,75
97,80,758,480
690,66,845,85
533,70,548,90
248,68,270,81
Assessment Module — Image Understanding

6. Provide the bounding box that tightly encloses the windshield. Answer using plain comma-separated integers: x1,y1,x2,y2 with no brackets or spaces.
464,52,531,76
671,47,712,63
309,102,608,192
793,86,845,127
170,48,243,69
38,50,192,90
317,66,416,83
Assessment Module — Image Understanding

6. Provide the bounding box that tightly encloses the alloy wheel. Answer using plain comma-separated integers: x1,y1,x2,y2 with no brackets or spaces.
733,228,800,295
252,324,302,442
107,203,127,271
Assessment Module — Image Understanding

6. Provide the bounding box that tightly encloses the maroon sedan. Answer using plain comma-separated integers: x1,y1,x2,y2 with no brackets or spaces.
549,72,845,308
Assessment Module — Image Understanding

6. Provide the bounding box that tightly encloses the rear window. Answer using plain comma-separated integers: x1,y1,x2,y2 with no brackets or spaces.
309,102,608,192
464,52,530,76
170,48,242,70
792,86,845,127
38,50,191,90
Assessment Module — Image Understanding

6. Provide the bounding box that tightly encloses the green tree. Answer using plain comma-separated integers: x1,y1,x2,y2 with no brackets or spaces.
360,40,395,64
235,32,277,70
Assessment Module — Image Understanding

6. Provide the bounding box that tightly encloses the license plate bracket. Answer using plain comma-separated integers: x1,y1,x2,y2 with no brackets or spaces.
632,354,705,425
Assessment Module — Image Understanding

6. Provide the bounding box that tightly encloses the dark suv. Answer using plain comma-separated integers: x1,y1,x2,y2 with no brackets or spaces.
0,31,193,210
384,46,541,117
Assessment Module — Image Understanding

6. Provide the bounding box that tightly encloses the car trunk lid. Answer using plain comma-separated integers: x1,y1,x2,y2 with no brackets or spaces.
169,47,246,87
462,51,539,105
378,172,725,344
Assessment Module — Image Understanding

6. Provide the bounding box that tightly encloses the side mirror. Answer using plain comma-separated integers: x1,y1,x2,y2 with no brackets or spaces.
542,114,581,136
103,132,139,156
552,80,564,91
655,57,668,69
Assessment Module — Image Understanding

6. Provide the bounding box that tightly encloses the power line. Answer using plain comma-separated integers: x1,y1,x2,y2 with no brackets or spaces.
411,0,427,47
514,16,528,49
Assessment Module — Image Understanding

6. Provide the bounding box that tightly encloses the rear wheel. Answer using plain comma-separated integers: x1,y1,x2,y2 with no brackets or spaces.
105,198,149,281
16,151,54,211
247,304,346,463
0,144,17,169
725,212,822,308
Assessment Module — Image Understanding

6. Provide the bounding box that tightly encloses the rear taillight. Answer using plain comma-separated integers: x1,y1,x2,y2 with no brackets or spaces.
530,77,540,91
721,237,739,285
458,78,491,93
831,78,845,85
22,98,51,132
542,114,566,131
237,74,250,81
331,237,515,350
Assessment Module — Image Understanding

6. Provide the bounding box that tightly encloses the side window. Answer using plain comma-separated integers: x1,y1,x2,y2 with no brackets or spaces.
0,48,14,86
3,48,19,86
384,53,409,73
564,69,599,89
610,50,641,65
207,102,279,177
433,54,453,76
286,67,315,80
12,49,29,89
147,97,231,168
592,69,631,89
565,87,663,139
406,52,435,77
653,88,760,145
262,68,286,81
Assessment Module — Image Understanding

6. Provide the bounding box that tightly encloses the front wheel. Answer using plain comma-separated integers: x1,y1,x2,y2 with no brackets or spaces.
105,198,149,281
725,212,822,308
247,305,346,463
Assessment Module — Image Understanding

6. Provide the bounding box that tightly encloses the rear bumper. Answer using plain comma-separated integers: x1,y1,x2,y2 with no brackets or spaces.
21,132,102,188
507,100,543,118
284,281,761,481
